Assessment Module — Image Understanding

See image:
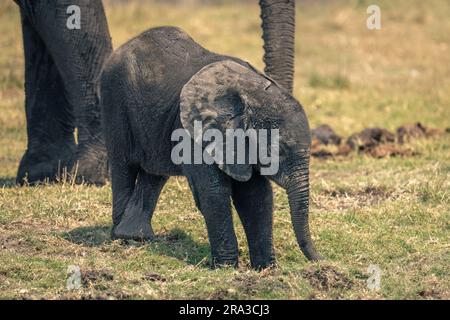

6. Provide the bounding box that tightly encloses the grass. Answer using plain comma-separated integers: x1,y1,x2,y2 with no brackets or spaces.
0,0,449,299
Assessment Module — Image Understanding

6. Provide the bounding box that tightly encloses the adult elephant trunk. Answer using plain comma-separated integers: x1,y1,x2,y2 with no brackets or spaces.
285,154,321,261
260,0,296,93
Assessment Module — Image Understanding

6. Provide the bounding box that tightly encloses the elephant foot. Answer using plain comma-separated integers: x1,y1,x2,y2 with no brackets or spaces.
111,206,154,241
112,222,154,241
251,258,276,271
16,142,75,185
248,247,276,270
211,256,239,269
72,140,109,185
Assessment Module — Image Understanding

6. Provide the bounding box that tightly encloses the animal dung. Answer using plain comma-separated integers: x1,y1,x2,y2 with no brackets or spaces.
311,124,342,146
310,123,444,159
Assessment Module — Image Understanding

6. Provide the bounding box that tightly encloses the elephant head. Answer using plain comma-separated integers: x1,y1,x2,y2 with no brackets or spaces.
180,60,321,261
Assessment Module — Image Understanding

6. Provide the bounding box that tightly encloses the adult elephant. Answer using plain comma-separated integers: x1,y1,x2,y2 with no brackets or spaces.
14,0,113,185
13,0,296,185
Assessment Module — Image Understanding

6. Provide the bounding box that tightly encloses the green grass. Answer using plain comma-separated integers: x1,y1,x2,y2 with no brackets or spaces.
0,0,449,299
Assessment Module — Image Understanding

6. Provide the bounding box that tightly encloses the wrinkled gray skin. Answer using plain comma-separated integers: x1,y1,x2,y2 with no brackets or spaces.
13,0,295,185
260,0,296,92
99,27,320,269
14,0,113,185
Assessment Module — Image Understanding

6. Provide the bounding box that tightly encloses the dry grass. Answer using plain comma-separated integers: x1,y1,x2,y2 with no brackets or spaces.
0,0,449,299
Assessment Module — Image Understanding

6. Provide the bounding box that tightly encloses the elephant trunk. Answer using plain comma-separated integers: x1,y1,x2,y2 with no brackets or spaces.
285,154,321,261
259,0,296,93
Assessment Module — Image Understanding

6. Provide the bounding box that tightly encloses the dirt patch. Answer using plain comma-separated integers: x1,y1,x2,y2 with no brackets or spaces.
0,228,43,254
417,286,449,299
0,272,8,285
81,269,114,289
302,265,353,291
361,185,392,198
64,225,111,247
208,288,232,300
79,291,131,300
208,273,264,299
315,185,394,209
157,230,183,241
417,289,445,299
143,273,167,282
60,290,132,300
326,185,391,200
233,273,260,295
0,234,23,251
416,278,450,299
1,220,57,233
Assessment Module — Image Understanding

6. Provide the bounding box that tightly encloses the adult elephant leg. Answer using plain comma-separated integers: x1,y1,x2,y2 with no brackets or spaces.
114,172,168,241
232,174,275,270
184,164,238,268
16,8,76,185
260,0,296,92
29,0,113,184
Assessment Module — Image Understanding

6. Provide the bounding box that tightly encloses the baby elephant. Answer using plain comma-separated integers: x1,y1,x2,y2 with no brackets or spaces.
99,27,320,269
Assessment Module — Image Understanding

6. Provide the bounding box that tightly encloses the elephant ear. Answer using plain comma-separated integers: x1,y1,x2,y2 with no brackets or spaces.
180,60,271,181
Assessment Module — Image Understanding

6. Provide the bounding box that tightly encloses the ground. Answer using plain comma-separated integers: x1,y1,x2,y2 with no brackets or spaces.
0,0,449,299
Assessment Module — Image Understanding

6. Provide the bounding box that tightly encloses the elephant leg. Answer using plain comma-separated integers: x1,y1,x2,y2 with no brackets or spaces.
184,165,238,268
16,8,76,185
21,0,113,185
110,161,138,239
232,174,275,270
114,172,168,241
